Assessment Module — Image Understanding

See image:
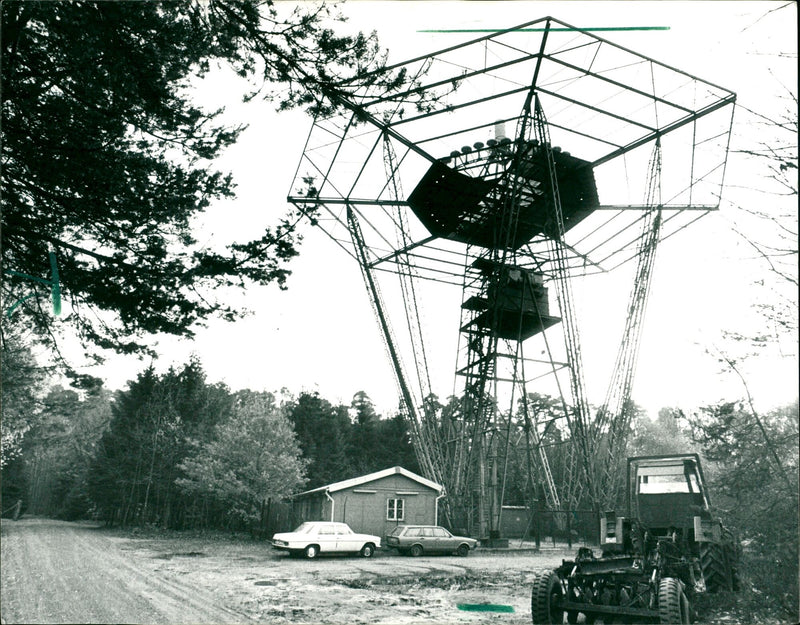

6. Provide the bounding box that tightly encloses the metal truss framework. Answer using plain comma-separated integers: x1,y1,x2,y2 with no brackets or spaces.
287,16,735,535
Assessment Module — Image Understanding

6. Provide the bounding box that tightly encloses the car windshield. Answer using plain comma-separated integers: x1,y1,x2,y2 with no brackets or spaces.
292,523,315,534
389,526,405,537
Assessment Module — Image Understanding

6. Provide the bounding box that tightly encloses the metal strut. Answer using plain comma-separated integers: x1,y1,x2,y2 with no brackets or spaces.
382,134,451,510
594,138,664,508
532,94,598,510
383,134,434,406
345,206,445,494
519,277,562,511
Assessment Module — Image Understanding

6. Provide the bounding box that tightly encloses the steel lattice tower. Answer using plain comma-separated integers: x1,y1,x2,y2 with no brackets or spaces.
287,17,735,539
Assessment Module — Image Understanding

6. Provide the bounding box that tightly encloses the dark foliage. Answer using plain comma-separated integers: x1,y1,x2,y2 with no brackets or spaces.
0,455,27,518
286,391,354,489
86,358,234,528
23,386,112,520
286,390,419,489
0,326,49,466
685,400,799,620
0,0,414,358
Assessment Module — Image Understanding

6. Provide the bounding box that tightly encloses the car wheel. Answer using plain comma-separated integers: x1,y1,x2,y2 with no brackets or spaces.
456,544,470,557
304,544,319,559
410,544,423,557
360,543,376,558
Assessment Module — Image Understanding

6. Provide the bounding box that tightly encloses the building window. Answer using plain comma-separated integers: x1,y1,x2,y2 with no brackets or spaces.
387,498,404,521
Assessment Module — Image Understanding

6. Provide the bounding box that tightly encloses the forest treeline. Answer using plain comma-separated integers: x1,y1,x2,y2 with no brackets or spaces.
2,355,417,531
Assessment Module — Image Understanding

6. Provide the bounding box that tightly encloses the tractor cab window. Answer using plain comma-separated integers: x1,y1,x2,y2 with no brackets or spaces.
637,466,700,494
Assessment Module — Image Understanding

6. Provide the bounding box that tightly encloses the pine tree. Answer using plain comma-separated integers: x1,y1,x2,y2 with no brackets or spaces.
1,0,414,357
349,391,380,473
286,392,353,488
86,360,233,527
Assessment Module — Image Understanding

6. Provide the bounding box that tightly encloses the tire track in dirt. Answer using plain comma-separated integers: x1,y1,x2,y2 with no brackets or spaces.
0,518,251,624
2,519,575,624
72,522,252,623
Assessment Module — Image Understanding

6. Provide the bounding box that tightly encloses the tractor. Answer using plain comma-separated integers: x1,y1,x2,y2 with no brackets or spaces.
530,454,740,624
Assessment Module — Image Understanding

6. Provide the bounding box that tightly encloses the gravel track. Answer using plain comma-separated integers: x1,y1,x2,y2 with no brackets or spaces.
1,518,252,624
1,517,572,624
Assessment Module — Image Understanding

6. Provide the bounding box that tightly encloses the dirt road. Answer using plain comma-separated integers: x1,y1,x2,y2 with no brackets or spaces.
0,518,251,624
1,517,569,624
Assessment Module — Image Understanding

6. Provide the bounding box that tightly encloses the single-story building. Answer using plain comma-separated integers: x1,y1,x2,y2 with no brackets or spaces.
291,466,444,538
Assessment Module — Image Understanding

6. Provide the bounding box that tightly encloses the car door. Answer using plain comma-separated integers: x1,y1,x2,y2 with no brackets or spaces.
420,526,437,551
316,524,337,552
432,527,452,552
403,526,421,550
334,524,359,553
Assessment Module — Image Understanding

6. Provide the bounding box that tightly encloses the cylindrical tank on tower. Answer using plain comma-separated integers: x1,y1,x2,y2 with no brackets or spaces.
487,267,549,317
494,120,506,141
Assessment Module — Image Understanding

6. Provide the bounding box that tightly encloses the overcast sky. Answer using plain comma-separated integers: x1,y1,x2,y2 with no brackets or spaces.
69,1,798,418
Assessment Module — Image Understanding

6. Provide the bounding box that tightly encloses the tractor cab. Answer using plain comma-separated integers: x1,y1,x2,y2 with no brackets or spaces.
600,454,719,553
631,455,710,532
534,453,740,625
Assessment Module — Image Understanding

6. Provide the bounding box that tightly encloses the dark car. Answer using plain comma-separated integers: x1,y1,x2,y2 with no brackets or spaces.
384,525,478,557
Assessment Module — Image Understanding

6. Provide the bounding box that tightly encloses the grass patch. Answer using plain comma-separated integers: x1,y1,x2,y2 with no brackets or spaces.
693,552,799,625
694,587,795,625
99,524,265,544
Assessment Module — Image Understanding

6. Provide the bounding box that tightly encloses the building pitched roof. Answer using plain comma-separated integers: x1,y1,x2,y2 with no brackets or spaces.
293,466,443,498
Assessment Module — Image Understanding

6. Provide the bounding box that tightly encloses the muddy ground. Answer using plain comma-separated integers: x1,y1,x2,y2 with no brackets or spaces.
0,518,570,624
0,517,762,625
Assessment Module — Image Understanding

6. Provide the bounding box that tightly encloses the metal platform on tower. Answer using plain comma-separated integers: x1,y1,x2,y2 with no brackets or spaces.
407,141,599,249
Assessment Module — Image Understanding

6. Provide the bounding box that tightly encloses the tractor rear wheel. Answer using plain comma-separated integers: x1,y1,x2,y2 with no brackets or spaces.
530,572,563,625
700,542,733,591
722,528,742,591
658,577,690,624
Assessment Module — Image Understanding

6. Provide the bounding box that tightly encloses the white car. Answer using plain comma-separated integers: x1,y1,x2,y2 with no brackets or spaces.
271,521,381,559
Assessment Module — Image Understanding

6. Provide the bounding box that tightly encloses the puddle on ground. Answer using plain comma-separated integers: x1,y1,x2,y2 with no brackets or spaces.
153,551,206,560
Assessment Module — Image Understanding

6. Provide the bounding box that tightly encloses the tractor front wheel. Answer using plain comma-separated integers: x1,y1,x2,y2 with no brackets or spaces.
658,577,690,624
530,572,563,625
